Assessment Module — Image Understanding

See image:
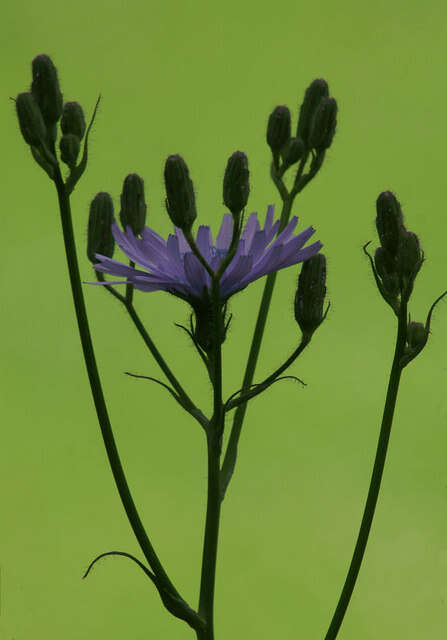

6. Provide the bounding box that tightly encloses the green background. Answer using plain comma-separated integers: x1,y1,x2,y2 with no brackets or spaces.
2,0,447,638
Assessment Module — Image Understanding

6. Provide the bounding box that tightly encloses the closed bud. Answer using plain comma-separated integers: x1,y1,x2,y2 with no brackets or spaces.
15,91,47,147
61,101,86,139
375,191,405,257
223,151,250,216
294,254,327,337
164,155,197,231
87,192,115,263
308,97,337,151
296,79,329,146
119,173,147,236
31,54,63,126
397,230,422,278
59,133,80,168
280,136,305,168
266,105,291,152
406,321,428,350
374,246,399,297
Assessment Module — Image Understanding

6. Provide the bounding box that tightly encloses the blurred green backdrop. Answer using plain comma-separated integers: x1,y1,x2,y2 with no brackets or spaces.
2,0,447,638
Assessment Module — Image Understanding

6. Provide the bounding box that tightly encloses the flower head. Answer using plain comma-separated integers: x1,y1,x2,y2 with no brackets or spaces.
90,205,322,304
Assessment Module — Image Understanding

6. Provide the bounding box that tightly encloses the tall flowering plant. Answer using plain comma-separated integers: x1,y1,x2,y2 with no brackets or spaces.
14,55,445,639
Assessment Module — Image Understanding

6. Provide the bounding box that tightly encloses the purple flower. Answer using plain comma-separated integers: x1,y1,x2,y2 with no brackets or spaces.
90,204,322,303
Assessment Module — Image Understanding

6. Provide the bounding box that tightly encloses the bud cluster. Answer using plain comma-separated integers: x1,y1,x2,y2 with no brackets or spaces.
266,79,337,173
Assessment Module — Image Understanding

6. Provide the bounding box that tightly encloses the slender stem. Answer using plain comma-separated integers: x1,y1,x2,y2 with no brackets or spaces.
52,168,188,608
324,298,408,640
220,193,295,498
197,279,224,640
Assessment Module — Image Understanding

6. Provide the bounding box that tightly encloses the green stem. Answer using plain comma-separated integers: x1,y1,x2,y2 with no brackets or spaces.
197,279,224,640
220,193,294,498
323,298,408,640
52,168,191,613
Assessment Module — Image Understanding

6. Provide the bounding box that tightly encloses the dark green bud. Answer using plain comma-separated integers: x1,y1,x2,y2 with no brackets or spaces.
266,105,291,152
296,79,329,146
406,321,428,350
61,101,86,139
59,133,80,168
15,91,47,147
294,254,327,337
164,155,197,231
119,173,147,236
87,192,115,263
308,97,337,151
397,230,422,278
280,136,305,168
375,191,405,257
374,246,399,297
223,151,250,216
31,54,63,126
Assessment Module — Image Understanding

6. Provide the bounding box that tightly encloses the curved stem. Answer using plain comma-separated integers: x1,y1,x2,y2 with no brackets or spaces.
52,167,197,623
324,298,408,639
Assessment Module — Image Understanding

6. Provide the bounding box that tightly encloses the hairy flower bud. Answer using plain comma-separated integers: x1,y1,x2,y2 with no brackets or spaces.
266,105,291,152
294,254,327,337
87,192,115,263
119,173,147,236
375,191,405,257
308,97,338,151
61,101,86,140
31,54,63,126
374,246,399,297
15,91,47,147
406,321,428,350
59,133,80,168
223,151,250,216
164,155,197,231
296,79,329,147
280,136,305,168
397,230,422,278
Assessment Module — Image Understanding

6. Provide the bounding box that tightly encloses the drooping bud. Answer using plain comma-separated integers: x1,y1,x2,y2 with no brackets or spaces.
294,253,327,337
31,54,63,126
280,137,305,168
375,191,405,257
308,97,338,151
374,246,399,298
406,321,428,350
164,155,197,231
266,105,291,152
119,173,147,236
397,230,422,278
59,133,80,168
87,192,115,263
296,79,329,147
15,92,47,147
61,101,86,140
223,151,250,216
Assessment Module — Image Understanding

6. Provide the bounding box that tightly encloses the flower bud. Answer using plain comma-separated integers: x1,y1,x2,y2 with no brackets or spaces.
266,105,291,152
374,246,399,297
59,133,80,168
87,192,115,263
119,173,147,236
61,101,86,140
397,230,422,278
375,191,405,257
280,136,305,168
296,79,329,147
308,97,337,151
294,253,327,337
223,151,250,216
31,54,63,126
15,91,47,146
406,321,428,350
164,155,197,231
